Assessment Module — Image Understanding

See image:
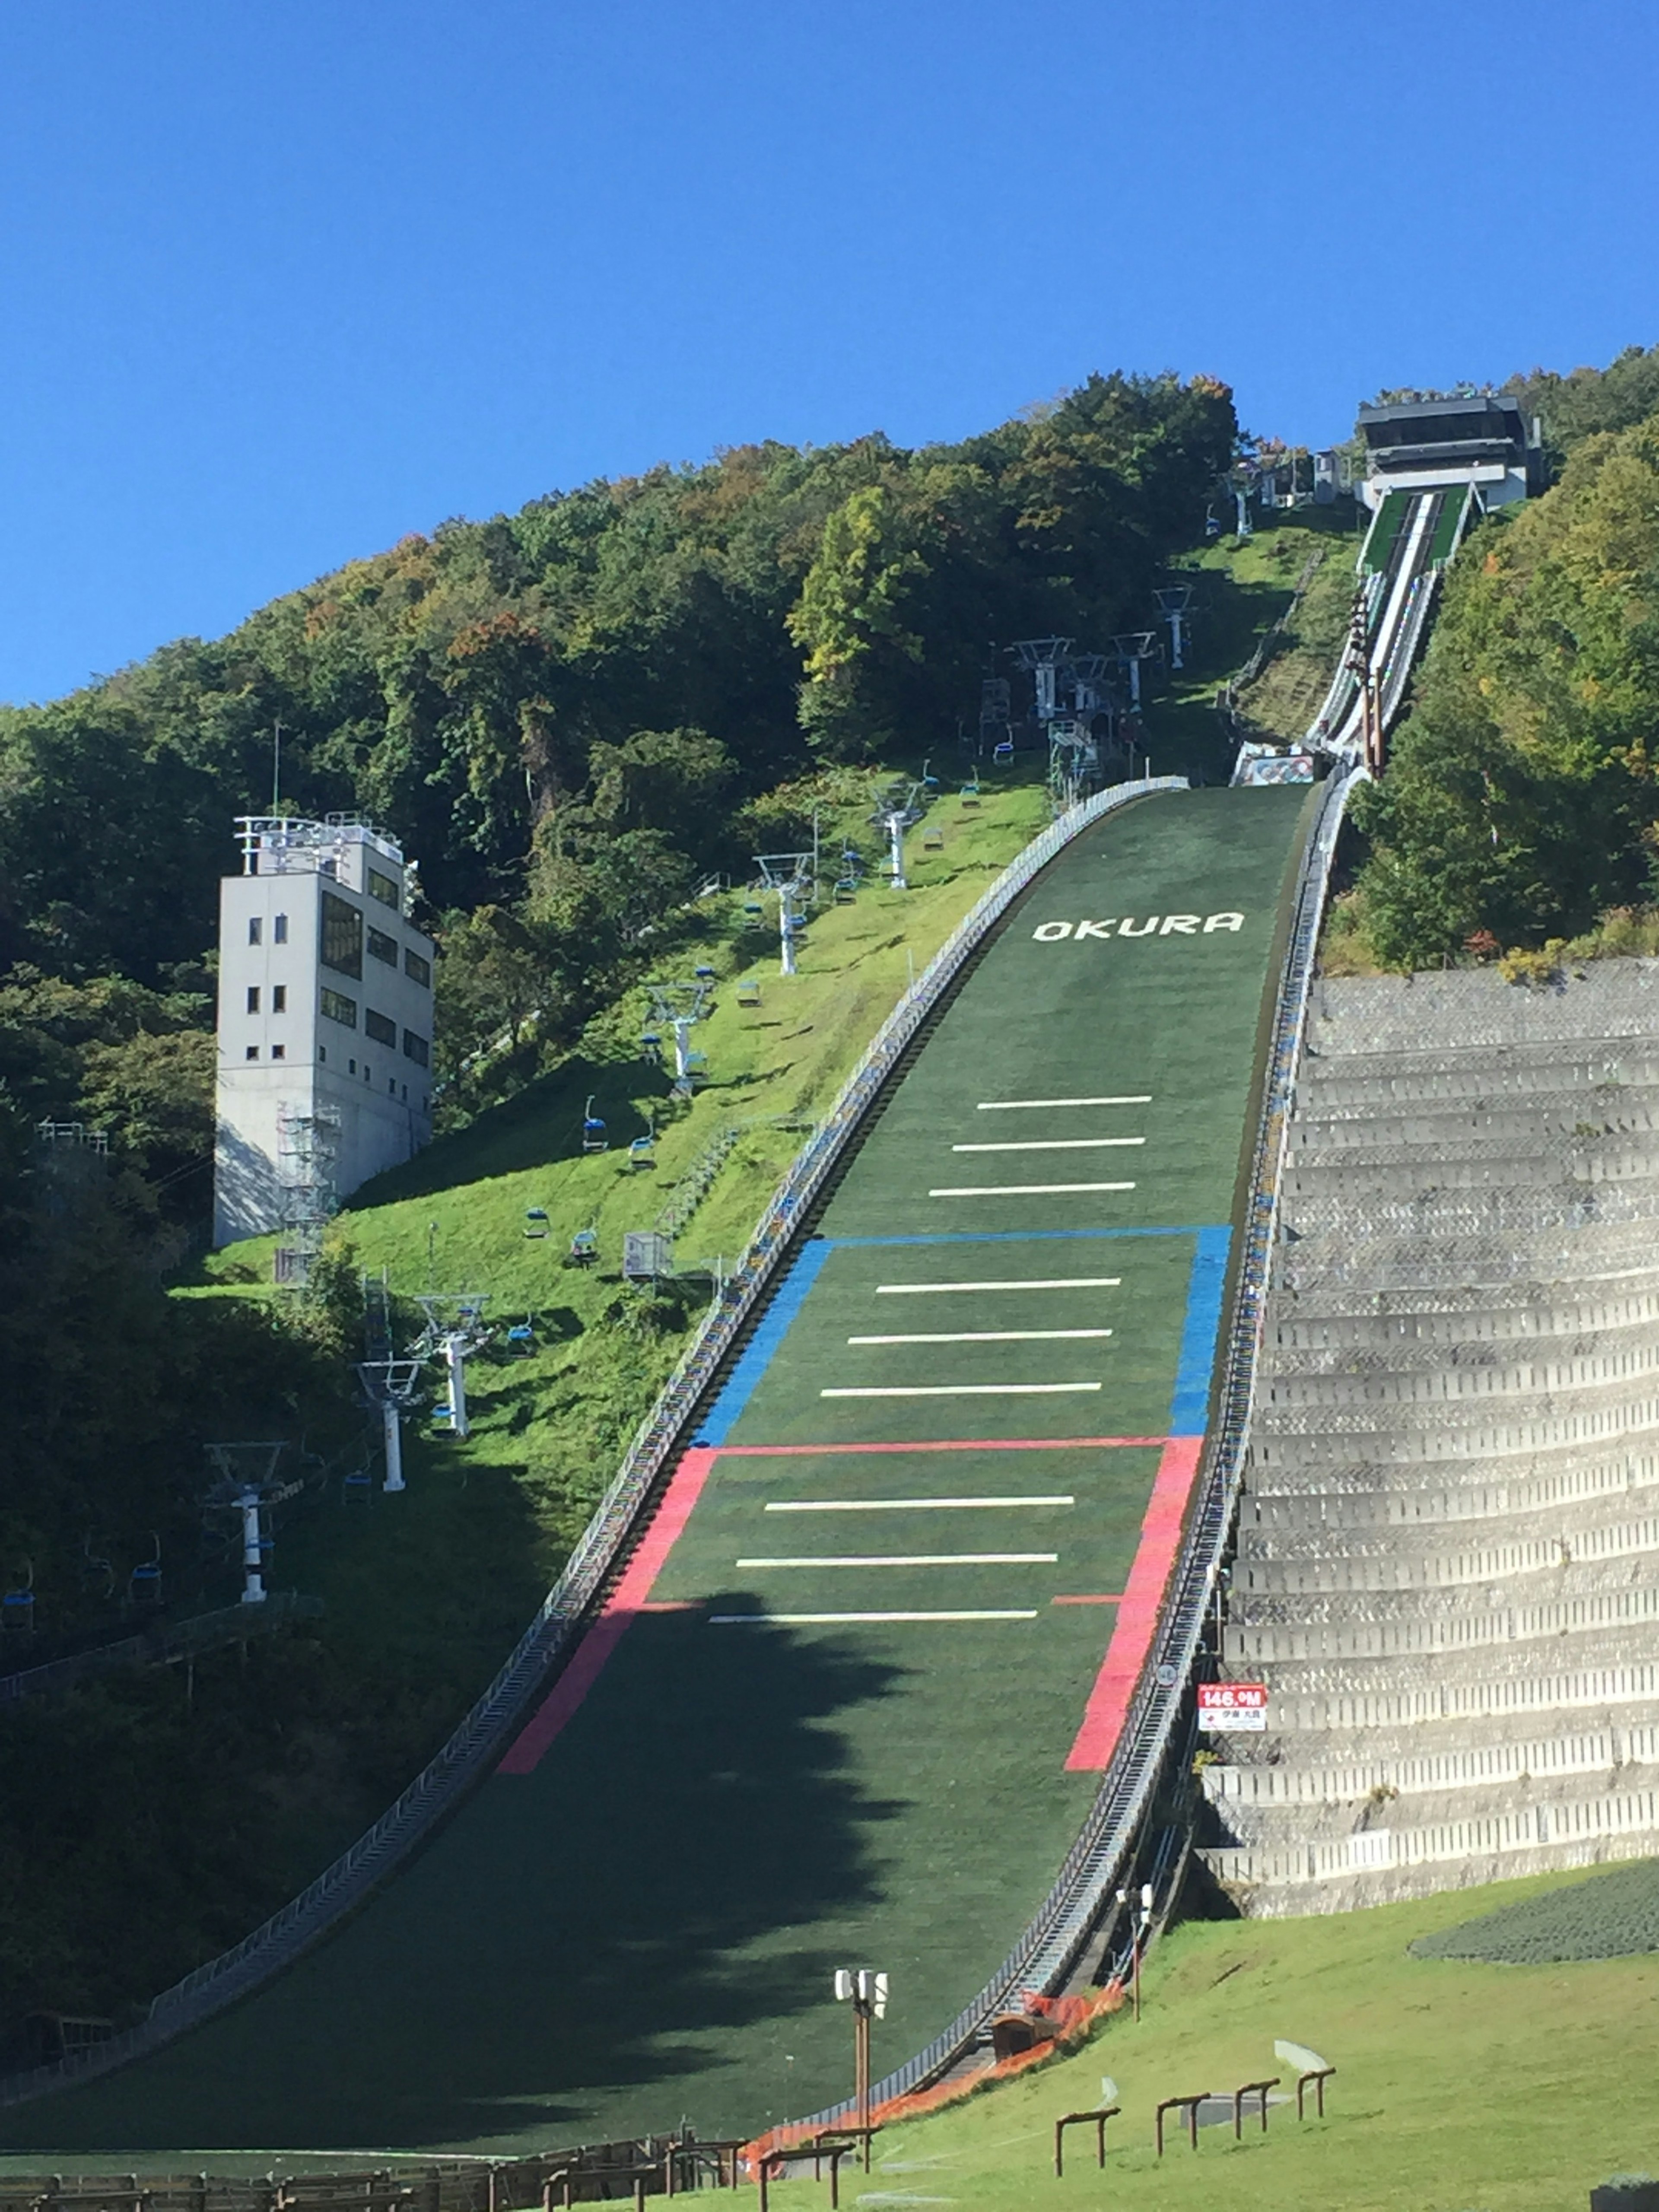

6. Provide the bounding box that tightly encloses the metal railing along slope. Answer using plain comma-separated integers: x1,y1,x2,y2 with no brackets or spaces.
793,761,1361,2126
0,772,1186,2116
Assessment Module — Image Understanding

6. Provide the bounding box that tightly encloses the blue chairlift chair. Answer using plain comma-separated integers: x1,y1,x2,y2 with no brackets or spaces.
2,1566,35,1638
582,1095,608,1154
128,1538,162,1610
694,963,717,982
640,1028,662,1064
524,1206,550,1239
629,1127,656,1169
568,1225,599,1267
920,757,941,790
506,1319,535,1357
960,777,982,809
992,737,1015,766
342,1465,374,1503
742,898,764,930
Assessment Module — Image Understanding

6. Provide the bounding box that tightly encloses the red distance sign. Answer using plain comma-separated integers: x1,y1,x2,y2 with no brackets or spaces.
1197,1681,1268,1732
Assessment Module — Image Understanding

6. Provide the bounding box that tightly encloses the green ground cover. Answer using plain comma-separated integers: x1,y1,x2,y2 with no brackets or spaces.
1412,1856,1659,1965
0,786,1309,2158
1147,505,1363,769
824,1862,1659,2212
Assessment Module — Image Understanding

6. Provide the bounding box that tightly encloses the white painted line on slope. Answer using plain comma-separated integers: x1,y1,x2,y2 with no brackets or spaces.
848,1329,1114,1345
765,1497,1076,1512
821,1382,1101,1398
734,1553,1059,1568
976,1096,1151,1110
709,1610,1039,1624
950,1138,1144,1154
928,1182,1136,1198
875,1278,1121,1295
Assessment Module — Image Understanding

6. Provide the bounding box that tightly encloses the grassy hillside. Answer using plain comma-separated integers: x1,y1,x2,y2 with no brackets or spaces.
838,1860,1659,2211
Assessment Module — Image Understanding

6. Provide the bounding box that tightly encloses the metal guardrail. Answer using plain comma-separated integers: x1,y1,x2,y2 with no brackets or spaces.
794,762,1360,2127
0,1594,324,1707
0,772,1185,2117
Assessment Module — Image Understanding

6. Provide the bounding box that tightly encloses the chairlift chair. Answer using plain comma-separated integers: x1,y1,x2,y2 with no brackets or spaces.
629,1130,656,1169
524,1206,550,1239
640,1029,662,1063
568,1225,599,1267
128,1537,162,1610
920,757,941,790
342,1466,374,1503
992,737,1015,765
833,875,858,904
582,1094,608,1154
742,899,764,930
2,1564,35,1638
694,963,717,982
960,778,982,808
506,1320,535,1357
922,826,944,852
737,979,762,1007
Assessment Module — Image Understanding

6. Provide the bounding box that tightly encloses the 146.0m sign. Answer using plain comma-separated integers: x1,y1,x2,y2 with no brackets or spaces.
1198,1682,1268,1732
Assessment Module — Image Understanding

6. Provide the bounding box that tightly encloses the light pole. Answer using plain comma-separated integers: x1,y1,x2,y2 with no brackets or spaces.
1116,1883,1154,2020
833,1967,887,2140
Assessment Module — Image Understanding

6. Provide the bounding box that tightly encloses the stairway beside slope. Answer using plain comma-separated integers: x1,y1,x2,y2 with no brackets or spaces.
1203,962,1659,1914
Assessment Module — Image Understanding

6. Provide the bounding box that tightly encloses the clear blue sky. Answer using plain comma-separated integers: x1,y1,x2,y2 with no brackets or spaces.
2,0,1654,706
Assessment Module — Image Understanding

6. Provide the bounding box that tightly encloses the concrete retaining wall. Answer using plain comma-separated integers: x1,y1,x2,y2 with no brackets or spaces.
1202,962,1659,1910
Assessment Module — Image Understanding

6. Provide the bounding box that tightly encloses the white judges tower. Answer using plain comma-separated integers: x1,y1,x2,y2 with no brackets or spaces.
213,816,436,1255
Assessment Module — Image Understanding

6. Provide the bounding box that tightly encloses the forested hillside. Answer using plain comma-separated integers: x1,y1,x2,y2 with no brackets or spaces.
1348,343,1659,968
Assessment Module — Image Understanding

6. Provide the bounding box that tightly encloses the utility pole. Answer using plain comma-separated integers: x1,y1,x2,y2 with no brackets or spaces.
834,1968,887,2139
1115,1883,1154,2019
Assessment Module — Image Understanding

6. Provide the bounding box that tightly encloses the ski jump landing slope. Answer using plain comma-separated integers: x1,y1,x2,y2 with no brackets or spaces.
5,786,1310,2159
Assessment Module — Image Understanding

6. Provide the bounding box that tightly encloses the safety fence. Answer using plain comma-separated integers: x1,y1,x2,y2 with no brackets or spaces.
0,1593,324,1709
793,762,1360,2126
0,2135,745,2211
0,772,1184,2115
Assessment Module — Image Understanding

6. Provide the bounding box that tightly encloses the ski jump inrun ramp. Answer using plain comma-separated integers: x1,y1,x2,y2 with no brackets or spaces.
3,784,1315,2156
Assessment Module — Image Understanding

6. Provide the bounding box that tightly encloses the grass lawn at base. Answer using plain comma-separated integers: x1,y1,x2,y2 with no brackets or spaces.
849,1862,1659,2212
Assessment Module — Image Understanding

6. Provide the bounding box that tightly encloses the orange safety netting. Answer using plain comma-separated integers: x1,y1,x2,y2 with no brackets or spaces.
740,1983,1125,2172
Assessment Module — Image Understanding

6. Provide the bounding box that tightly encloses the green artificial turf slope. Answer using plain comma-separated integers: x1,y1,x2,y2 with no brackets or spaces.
1,788,1309,2159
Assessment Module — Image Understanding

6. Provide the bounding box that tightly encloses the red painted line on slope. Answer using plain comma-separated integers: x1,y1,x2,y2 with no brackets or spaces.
496,1447,718,1776
710,1437,1165,1457
1063,1435,1203,1772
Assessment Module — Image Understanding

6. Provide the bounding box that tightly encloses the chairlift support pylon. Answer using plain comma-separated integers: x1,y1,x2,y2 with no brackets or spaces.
1111,631,1160,712
203,1443,299,1605
643,977,715,1099
1153,585,1195,671
752,852,813,976
412,1295,492,1440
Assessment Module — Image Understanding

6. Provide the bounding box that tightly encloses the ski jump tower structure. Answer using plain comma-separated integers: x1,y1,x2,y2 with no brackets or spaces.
212,816,437,1255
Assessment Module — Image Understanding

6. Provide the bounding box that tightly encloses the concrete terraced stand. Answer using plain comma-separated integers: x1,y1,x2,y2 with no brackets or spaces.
1203,961,1659,1913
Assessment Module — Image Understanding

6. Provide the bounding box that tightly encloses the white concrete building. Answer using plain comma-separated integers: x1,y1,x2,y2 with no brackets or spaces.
1356,394,1545,514
213,816,436,1248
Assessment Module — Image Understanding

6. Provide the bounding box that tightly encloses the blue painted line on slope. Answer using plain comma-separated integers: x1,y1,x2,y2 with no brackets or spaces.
1169,1224,1232,1435
694,1237,836,1446
824,1226,1207,1249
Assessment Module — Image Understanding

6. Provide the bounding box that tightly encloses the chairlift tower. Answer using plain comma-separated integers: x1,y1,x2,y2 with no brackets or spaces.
752,853,813,977
357,1280,425,1493
275,1101,341,1287
413,1295,491,1440
977,675,1012,756
203,1443,300,1605
643,978,715,1100
868,783,924,893
1152,585,1194,671
1111,632,1160,713
1046,719,1097,813
1008,638,1076,722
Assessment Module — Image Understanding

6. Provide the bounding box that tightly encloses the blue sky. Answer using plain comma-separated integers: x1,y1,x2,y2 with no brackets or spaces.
1,0,1654,706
